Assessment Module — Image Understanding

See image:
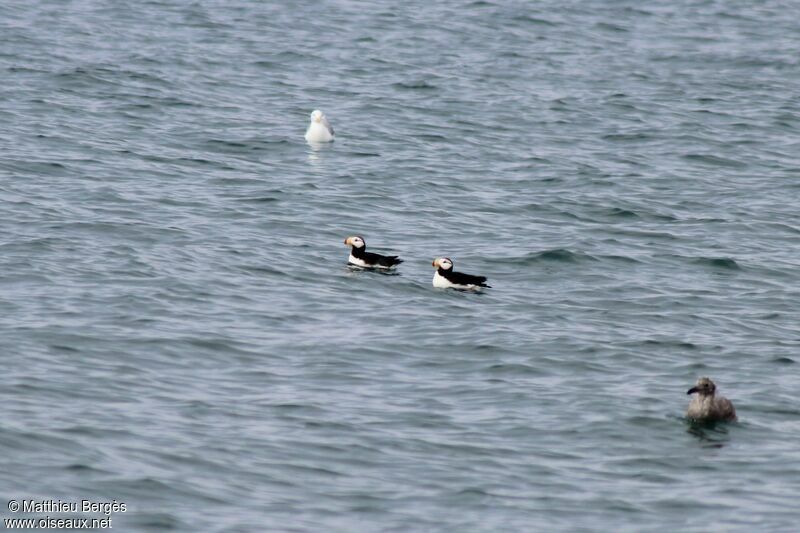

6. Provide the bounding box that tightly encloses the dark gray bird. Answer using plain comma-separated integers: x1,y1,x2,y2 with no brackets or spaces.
686,377,737,422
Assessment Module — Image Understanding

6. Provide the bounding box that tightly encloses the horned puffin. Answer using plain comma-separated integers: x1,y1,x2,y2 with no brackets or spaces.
432,257,490,290
305,109,334,143
686,377,737,423
344,236,403,269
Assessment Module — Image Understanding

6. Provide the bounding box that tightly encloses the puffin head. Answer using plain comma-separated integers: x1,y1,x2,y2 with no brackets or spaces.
344,236,366,249
311,109,324,123
687,377,716,396
432,257,453,271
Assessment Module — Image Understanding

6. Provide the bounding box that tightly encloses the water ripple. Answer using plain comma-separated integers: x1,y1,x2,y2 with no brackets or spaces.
1,0,799,531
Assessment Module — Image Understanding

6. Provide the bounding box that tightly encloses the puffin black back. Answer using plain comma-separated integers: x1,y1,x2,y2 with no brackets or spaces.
444,269,490,287
365,251,403,267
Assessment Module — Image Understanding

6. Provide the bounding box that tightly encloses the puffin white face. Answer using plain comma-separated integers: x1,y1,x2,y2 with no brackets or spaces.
311,110,323,123
432,257,453,270
344,236,365,249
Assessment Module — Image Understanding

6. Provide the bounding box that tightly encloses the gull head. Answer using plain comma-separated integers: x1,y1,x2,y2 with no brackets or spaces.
344,236,366,249
432,257,453,270
311,109,324,123
687,377,716,397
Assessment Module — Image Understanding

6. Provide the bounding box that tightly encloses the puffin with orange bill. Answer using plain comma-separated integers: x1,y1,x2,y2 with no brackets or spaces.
432,257,490,290
344,236,403,269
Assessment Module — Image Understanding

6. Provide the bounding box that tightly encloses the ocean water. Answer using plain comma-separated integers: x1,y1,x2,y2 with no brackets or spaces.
2,0,800,530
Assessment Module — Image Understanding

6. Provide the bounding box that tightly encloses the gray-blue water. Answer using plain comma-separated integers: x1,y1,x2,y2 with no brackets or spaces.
2,1,799,531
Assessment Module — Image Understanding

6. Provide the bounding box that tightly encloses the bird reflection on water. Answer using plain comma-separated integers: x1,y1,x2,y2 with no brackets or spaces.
686,419,733,449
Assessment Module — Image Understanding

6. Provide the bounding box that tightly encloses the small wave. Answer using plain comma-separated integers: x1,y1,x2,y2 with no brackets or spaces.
393,80,437,90
642,340,697,349
235,196,279,203
486,363,541,375
531,249,596,263
205,139,249,150
682,153,746,168
270,50,308,61
457,487,491,497
595,22,629,33
602,133,654,142
606,207,639,218
50,344,79,353
692,257,741,270
516,15,559,26
284,463,344,477
176,157,217,166
158,97,197,108
500,249,597,265
597,254,641,264
415,133,448,142
272,403,323,412
237,265,287,278
64,463,108,473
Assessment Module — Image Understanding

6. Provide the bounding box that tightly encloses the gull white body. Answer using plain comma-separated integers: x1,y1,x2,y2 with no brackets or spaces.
305,110,334,143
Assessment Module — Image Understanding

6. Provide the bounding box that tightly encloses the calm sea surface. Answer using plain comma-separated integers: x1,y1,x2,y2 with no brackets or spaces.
2,0,800,531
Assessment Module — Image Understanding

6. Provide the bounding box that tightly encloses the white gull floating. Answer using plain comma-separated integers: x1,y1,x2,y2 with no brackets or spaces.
305,109,334,143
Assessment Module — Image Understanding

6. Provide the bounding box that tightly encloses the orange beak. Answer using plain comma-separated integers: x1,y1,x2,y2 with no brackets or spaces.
432,259,437,267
